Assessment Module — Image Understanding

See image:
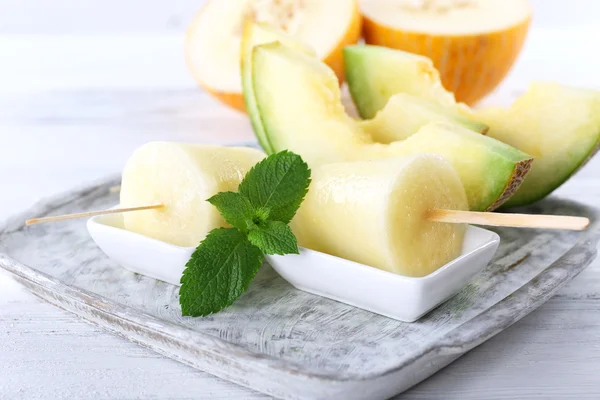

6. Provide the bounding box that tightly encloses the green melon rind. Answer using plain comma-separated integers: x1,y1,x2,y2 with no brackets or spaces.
477,84,600,208
394,123,533,211
344,45,600,208
501,128,600,208
242,29,274,154
241,24,316,155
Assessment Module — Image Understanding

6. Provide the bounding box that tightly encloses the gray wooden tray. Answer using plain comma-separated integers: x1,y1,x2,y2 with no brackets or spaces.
1,177,599,400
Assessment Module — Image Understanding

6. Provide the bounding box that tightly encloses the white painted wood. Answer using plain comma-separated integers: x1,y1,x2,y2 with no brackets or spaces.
2,13,600,400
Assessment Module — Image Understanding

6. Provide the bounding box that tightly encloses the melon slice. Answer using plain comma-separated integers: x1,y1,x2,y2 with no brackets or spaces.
475,83,600,207
344,45,600,207
251,42,532,211
241,22,315,153
186,0,361,112
359,93,488,143
344,45,457,119
359,0,532,104
120,142,266,247
293,155,468,277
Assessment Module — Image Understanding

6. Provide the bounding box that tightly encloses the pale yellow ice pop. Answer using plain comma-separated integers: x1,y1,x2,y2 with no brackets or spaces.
120,142,265,247
121,143,467,276
291,154,468,277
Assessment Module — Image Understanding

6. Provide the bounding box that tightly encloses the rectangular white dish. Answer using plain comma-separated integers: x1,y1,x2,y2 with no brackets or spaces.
87,207,499,322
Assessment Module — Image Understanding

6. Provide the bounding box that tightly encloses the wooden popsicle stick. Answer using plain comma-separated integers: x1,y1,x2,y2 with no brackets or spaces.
25,204,164,226
428,209,590,231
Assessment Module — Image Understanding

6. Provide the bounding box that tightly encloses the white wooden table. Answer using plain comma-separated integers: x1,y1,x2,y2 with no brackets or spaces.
2,23,600,399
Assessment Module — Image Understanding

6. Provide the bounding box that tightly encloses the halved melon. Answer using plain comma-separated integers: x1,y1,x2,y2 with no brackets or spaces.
251,42,533,211
359,0,532,105
292,155,468,277
476,83,600,207
359,93,488,143
186,0,361,112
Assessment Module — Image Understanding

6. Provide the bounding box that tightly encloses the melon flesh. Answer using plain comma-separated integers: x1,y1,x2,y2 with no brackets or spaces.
187,0,358,96
360,0,531,36
357,0,532,104
476,82,600,207
359,92,488,143
343,45,600,207
251,42,532,211
120,143,265,247
241,22,315,153
292,155,468,277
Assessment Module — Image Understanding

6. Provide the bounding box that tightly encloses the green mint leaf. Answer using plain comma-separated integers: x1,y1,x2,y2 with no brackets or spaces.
247,221,299,255
180,228,264,317
238,151,311,224
207,191,256,232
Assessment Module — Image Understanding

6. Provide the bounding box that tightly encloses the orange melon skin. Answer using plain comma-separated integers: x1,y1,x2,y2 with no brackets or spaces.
362,16,531,105
324,2,363,85
201,87,248,113
185,2,362,113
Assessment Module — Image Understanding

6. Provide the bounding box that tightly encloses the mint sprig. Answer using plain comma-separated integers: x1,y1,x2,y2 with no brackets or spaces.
207,192,255,233
180,151,311,317
180,228,264,316
247,220,299,255
238,150,311,224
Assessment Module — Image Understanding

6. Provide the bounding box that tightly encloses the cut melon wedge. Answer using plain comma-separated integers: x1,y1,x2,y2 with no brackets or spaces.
359,93,488,143
241,22,315,153
344,45,600,207
359,0,532,104
120,142,266,247
388,122,532,211
475,83,600,207
344,45,457,119
185,0,361,112
293,155,468,276
251,42,533,211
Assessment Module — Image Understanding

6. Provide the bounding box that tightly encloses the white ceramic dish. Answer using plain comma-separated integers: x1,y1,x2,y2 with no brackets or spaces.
87,208,500,322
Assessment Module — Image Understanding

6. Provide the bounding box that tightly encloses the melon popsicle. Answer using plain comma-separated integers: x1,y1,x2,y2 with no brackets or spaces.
291,154,468,277
120,142,266,247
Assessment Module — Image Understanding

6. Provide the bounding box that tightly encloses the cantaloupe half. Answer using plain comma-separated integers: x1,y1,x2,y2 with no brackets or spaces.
293,155,468,277
359,0,532,105
185,0,361,112
250,42,533,211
